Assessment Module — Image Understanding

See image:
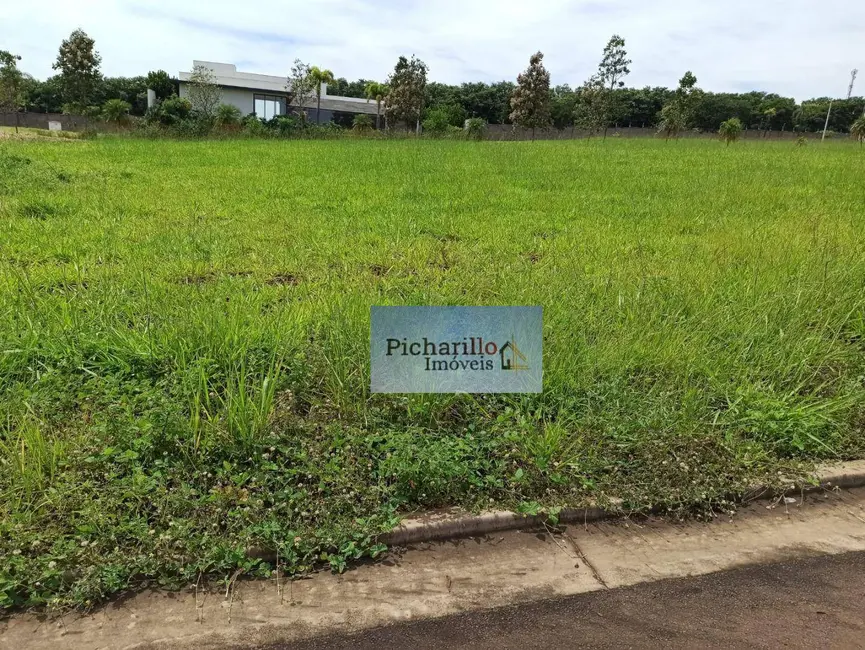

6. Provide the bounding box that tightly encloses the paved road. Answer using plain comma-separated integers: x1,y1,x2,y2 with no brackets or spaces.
278,550,865,649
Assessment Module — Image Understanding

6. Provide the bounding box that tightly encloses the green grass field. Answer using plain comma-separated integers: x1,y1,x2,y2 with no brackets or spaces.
1,136,863,609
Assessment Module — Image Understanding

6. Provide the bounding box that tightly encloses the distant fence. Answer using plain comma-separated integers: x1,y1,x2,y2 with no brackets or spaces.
1,112,850,142
0,112,95,132
484,125,833,142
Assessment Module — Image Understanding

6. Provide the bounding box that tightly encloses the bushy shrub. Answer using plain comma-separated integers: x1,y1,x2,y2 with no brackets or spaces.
427,103,467,128
423,107,451,135
134,121,167,139
143,106,160,125
102,98,132,125
719,117,743,145
465,118,487,141
147,95,192,126
302,122,343,139
268,115,301,137
146,70,175,101
60,102,84,116
216,103,242,127
172,117,213,138
242,115,267,137
352,113,373,134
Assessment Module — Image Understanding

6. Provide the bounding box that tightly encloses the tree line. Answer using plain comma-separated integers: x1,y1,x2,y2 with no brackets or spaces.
2,29,864,137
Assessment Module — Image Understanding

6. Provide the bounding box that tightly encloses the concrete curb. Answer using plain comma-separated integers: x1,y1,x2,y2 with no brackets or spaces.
380,460,865,546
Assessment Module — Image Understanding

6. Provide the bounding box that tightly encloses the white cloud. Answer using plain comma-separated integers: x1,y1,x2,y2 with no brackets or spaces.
1,0,863,100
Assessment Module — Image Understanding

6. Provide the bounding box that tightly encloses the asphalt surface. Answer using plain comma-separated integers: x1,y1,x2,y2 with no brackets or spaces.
273,550,865,649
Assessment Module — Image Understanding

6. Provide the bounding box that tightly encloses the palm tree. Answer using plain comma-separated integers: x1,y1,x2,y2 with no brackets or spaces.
852,115,865,146
308,66,336,124
364,81,388,130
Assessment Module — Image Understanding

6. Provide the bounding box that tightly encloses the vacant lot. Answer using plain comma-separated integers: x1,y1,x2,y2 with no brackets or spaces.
1,137,863,609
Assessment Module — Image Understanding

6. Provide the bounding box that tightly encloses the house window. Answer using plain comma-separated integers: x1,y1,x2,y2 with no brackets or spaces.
253,94,284,119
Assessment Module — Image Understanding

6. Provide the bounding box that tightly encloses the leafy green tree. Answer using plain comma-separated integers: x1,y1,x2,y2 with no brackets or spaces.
573,75,607,135
286,59,315,122
550,84,578,128
832,98,865,131
658,71,700,139
459,81,514,124
851,115,865,144
509,51,552,140
146,70,175,101
422,106,452,134
757,95,796,131
20,75,63,113
329,78,372,98
793,100,827,132
101,98,131,124
308,66,336,124
619,86,674,127
657,102,686,139
596,34,631,138
425,81,459,108
186,64,222,119
98,76,148,115
424,102,466,127
719,117,743,145
0,51,25,130
693,92,754,131
465,117,487,140
52,29,102,112
675,72,700,119
364,81,388,129
791,97,864,134
385,55,428,132
148,95,191,126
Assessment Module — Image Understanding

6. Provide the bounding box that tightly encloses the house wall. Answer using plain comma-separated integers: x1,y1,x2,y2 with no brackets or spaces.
177,81,365,123
178,83,256,116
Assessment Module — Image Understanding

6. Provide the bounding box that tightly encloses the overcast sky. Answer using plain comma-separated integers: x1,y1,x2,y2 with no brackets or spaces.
3,0,863,100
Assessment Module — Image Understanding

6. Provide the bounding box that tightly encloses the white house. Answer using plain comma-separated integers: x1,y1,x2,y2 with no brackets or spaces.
177,61,379,124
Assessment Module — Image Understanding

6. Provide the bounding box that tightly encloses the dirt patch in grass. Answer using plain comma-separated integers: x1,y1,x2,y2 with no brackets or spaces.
267,273,301,286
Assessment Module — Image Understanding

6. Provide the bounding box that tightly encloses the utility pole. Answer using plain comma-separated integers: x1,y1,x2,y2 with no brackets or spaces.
822,69,858,142
821,100,833,142
845,68,865,119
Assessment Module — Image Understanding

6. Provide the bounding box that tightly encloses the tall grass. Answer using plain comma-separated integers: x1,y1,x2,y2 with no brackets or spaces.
0,416,64,512
0,137,863,608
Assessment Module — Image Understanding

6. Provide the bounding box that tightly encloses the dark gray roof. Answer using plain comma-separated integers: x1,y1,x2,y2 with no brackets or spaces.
310,97,379,115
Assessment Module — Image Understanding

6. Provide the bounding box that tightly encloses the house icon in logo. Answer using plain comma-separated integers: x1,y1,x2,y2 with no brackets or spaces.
499,338,528,371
